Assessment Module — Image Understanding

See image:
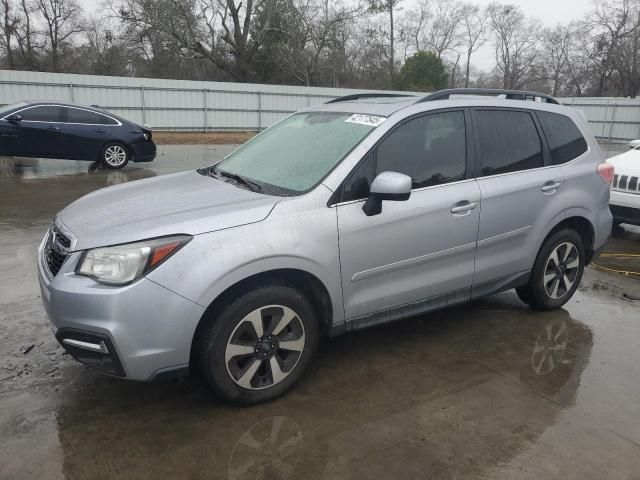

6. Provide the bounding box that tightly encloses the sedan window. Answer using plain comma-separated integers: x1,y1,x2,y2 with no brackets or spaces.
65,108,117,125
18,106,62,122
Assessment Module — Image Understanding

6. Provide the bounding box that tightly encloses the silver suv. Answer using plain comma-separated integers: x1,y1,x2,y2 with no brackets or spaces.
38,89,613,405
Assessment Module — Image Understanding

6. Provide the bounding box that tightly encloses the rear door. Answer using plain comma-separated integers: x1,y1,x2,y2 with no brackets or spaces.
12,105,64,158
60,107,116,160
336,109,481,321
471,108,567,292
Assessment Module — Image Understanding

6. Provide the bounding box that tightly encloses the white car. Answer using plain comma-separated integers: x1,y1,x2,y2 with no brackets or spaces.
608,143,640,226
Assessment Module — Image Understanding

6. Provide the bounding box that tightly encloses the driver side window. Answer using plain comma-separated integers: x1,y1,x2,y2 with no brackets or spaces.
341,110,467,202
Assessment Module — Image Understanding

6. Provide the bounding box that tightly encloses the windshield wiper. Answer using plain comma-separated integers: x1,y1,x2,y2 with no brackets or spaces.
212,167,262,192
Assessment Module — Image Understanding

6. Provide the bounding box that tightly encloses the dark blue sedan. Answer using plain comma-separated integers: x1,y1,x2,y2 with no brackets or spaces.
0,101,156,169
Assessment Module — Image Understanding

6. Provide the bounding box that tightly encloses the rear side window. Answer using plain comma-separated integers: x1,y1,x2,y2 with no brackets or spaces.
537,111,588,164
475,110,543,176
18,106,61,122
65,108,117,125
376,111,466,189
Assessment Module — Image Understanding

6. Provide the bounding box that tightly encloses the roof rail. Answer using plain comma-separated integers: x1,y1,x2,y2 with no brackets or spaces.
326,93,415,104
419,88,560,105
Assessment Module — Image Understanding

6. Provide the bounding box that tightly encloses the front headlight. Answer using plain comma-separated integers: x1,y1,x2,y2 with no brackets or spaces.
76,235,191,285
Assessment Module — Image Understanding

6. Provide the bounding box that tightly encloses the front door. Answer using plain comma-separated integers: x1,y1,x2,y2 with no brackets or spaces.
13,105,64,158
0,119,21,155
336,110,481,321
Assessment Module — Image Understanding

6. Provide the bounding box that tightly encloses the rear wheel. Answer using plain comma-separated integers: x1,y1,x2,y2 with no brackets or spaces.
516,229,585,310
100,143,129,169
197,285,319,405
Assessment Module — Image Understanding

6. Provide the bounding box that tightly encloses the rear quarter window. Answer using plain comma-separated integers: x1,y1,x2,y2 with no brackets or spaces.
536,111,588,165
65,107,118,125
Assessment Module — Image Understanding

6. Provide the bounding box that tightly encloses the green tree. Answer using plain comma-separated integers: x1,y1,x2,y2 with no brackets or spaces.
396,51,447,91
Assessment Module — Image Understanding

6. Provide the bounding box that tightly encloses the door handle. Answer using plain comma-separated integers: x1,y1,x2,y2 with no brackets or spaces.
46,126,60,131
95,128,106,133
451,202,478,214
541,182,561,192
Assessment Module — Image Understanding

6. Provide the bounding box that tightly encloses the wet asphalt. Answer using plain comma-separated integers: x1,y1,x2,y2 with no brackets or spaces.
1,144,639,480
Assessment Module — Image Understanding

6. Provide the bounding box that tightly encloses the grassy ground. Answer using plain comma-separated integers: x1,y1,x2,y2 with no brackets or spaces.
153,131,256,145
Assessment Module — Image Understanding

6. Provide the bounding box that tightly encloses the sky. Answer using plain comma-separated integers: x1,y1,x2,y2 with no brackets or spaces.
77,0,595,72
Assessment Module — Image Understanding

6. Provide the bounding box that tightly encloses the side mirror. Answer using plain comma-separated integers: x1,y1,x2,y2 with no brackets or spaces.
6,114,22,123
362,171,412,216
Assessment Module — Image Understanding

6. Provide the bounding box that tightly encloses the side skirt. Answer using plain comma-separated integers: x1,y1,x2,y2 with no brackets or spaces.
331,270,531,336
344,288,470,333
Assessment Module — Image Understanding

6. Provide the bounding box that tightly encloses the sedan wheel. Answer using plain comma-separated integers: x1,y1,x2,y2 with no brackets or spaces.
102,144,129,169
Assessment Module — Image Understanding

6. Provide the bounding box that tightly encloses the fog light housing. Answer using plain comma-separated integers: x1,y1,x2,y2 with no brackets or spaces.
56,329,125,377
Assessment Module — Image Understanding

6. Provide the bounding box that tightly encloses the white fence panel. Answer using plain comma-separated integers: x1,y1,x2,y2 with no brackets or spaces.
0,70,415,132
2,70,640,141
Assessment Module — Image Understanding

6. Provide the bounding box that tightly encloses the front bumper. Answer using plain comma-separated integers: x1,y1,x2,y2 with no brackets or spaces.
37,232,205,381
610,205,640,226
610,190,640,226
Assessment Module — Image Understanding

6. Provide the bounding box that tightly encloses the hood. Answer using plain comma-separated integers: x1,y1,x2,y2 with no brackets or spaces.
608,149,640,177
60,171,279,251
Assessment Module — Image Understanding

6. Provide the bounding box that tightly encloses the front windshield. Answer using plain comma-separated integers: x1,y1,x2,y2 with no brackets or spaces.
0,102,27,116
214,112,379,194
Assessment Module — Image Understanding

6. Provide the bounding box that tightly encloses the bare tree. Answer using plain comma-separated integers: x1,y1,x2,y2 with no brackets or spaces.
401,0,465,60
368,0,402,85
343,15,390,89
35,0,83,71
583,0,634,95
542,24,572,96
265,0,362,86
115,0,280,81
1,0,18,68
609,1,640,96
460,2,487,88
13,0,41,69
487,3,540,90
427,0,465,59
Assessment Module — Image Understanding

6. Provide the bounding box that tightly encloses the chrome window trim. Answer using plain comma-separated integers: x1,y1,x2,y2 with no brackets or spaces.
475,145,592,181
329,145,592,208
0,104,122,126
330,178,478,207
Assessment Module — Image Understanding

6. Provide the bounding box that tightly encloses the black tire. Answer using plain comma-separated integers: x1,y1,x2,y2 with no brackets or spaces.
516,229,585,310
100,142,129,169
197,284,319,405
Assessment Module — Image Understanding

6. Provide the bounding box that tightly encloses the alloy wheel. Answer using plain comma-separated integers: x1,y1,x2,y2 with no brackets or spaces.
225,305,306,390
543,242,580,299
104,145,127,167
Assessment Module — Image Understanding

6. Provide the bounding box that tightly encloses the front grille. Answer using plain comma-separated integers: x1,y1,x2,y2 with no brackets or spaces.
613,174,640,194
44,225,72,277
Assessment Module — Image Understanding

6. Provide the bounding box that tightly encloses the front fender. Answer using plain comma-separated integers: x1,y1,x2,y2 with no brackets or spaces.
146,200,344,327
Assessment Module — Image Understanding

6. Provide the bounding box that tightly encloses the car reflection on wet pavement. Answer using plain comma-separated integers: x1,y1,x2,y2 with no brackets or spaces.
0,145,639,480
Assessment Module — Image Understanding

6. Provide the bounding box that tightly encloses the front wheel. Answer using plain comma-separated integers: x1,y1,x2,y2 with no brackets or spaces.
197,285,319,405
516,229,585,310
100,143,129,169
